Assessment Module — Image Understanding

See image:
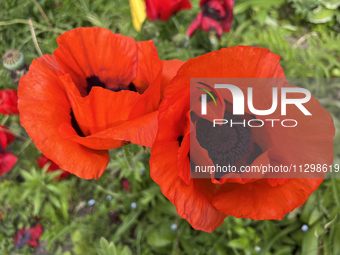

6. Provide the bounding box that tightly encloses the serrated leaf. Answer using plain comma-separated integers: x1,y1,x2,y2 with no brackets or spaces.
33,189,42,215
46,184,62,196
49,195,61,208
20,170,33,181
98,237,117,255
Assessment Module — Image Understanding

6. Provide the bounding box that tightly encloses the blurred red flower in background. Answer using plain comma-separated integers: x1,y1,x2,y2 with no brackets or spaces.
150,46,335,232
0,125,17,176
18,27,183,179
121,178,131,192
0,89,19,115
37,154,71,180
145,0,191,21
13,224,43,248
187,0,234,38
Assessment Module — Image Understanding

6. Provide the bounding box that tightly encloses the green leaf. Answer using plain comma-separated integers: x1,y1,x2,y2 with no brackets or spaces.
333,222,340,255
98,237,117,255
113,210,142,241
71,230,82,243
227,238,249,249
33,189,43,216
20,169,34,181
300,192,317,223
120,246,133,255
301,223,321,255
308,207,322,225
309,5,335,23
320,0,340,9
147,230,174,248
46,184,62,196
49,194,61,209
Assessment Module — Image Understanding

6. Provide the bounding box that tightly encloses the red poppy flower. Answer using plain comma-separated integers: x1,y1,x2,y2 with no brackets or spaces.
0,125,17,176
37,154,71,180
145,0,192,21
0,89,19,115
13,224,43,248
18,27,183,179
121,178,131,192
150,46,335,232
187,0,234,38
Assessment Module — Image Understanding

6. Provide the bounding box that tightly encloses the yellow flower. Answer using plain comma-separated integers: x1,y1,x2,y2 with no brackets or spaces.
129,0,146,32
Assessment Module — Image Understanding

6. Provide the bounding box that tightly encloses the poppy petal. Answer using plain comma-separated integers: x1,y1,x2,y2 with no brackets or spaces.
60,110,159,149
0,89,19,115
18,60,109,179
151,140,226,232
36,54,63,75
54,27,138,97
161,59,184,99
187,12,203,37
59,74,141,136
0,152,17,175
212,178,323,220
132,40,163,94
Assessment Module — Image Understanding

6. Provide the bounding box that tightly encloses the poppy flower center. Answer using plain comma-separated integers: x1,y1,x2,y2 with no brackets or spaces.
70,110,85,137
202,3,229,21
195,110,262,178
86,75,138,95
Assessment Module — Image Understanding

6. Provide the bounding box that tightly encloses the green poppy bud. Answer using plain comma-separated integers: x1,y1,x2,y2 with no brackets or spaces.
2,50,25,71
142,22,159,39
172,33,189,48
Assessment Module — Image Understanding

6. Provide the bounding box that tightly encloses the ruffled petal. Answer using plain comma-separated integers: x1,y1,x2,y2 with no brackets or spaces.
60,110,159,149
18,60,109,179
0,152,17,175
54,27,138,96
212,178,324,220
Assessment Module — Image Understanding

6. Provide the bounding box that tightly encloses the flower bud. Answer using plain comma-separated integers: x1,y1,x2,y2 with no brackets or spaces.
172,33,189,48
2,50,25,71
142,22,160,39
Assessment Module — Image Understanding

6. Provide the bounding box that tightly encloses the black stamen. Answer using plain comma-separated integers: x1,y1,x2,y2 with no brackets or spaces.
86,76,105,94
128,83,137,92
109,83,137,93
202,3,229,21
70,110,85,137
196,111,252,177
177,136,184,147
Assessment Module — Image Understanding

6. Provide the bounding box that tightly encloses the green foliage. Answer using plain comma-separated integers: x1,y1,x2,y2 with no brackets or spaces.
0,0,340,254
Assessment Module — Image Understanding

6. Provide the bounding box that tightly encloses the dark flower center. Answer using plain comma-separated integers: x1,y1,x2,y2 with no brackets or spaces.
70,110,85,137
15,232,32,248
86,76,105,94
202,3,229,21
177,136,184,147
195,110,262,178
86,75,137,94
